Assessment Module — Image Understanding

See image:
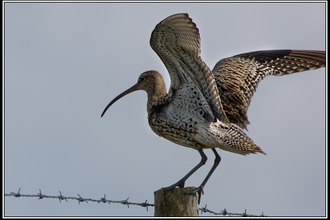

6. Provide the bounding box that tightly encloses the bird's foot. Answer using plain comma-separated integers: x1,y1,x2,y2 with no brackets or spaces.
184,185,204,204
161,180,185,191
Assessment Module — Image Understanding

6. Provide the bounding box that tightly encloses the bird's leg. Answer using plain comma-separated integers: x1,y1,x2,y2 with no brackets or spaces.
162,149,207,190
185,148,221,204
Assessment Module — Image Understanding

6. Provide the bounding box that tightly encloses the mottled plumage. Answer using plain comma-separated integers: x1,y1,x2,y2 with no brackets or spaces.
101,13,326,204
212,50,326,129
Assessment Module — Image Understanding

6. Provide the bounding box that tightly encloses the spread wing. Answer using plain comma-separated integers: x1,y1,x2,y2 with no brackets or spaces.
212,50,326,129
150,13,229,124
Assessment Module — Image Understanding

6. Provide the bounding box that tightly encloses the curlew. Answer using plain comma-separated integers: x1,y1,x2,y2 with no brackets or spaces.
101,13,326,204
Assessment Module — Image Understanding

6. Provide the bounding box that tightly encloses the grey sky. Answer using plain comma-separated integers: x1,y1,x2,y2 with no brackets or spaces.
4,2,326,216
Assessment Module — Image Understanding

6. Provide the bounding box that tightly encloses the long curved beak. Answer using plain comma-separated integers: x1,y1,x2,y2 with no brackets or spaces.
101,83,139,117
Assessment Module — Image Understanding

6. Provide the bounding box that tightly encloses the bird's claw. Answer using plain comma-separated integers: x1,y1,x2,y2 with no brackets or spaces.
162,180,185,191
184,186,204,204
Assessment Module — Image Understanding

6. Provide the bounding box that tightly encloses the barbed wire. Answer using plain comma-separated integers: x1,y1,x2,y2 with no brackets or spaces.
5,188,266,216
4,188,153,211
199,204,265,217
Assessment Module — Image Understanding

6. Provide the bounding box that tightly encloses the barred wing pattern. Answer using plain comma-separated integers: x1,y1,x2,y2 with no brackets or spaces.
212,50,326,129
150,13,229,124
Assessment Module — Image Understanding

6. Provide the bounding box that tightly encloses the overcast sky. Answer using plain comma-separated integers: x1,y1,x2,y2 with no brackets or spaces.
4,1,326,217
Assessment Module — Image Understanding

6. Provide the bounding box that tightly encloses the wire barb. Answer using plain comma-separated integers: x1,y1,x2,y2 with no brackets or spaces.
38,189,44,200
12,188,22,197
77,194,87,204
99,194,109,204
58,191,67,203
120,198,130,208
140,199,150,212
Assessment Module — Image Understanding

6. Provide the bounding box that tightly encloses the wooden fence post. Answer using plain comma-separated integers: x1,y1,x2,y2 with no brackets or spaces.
154,187,199,216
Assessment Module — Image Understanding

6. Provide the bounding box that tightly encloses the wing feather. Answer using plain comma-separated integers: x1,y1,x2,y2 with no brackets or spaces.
150,13,229,123
212,50,326,129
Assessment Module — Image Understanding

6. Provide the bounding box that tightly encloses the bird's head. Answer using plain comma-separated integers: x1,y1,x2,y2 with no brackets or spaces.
101,70,167,117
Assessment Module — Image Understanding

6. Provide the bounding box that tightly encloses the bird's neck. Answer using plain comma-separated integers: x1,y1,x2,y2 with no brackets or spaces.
146,82,167,114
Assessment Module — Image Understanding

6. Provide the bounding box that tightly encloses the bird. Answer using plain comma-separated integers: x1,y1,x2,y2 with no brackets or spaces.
101,13,326,204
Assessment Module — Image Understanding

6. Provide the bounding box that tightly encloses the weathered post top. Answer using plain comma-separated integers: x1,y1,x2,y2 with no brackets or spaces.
154,187,199,217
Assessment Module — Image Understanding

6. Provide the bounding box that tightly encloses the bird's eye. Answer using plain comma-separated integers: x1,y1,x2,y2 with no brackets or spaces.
140,77,145,82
